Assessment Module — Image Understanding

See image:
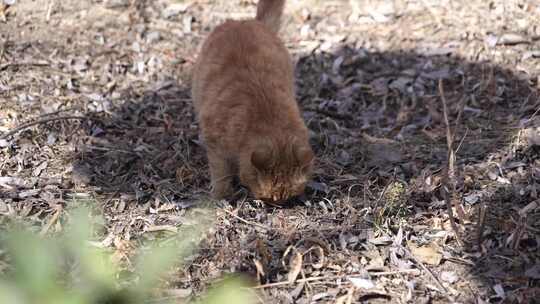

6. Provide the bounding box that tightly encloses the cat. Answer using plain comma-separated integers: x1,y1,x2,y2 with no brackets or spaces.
191,0,314,204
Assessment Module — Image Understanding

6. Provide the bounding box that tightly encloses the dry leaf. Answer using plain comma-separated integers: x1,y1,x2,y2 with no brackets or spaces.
256,238,272,266
111,237,134,265
253,258,265,283
407,241,443,266
288,251,303,283
518,201,538,217
496,33,530,45
349,277,375,289
523,127,540,147
309,245,325,269
441,271,459,283
525,264,540,279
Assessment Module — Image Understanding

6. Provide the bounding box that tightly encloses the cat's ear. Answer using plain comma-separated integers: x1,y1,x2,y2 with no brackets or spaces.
251,142,273,171
294,143,314,168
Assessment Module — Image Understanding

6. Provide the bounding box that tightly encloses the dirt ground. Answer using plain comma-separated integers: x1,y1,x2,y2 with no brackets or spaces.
1,0,539,303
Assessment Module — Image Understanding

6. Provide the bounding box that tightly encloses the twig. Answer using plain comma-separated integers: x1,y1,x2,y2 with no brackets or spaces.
0,37,6,64
85,145,139,155
476,202,487,249
221,208,272,231
40,205,63,236
253,269,420,289
46,0,55,22
439,80,464,246
0,61,49,71
145,225,178,233
0,115,87,139
303,106,354,121
452,97,467,222
510,216,526,250
401,245,448,293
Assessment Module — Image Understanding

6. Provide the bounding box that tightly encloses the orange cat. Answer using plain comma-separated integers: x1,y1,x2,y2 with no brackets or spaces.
192,0,314,203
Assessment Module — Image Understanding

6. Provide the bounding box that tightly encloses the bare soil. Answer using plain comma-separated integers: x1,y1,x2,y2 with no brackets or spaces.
1,0,539,303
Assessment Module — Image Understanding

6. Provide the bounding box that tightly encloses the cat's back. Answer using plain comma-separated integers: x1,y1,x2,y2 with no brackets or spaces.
199,19,289,68
192,16,300,151
192,20,293,107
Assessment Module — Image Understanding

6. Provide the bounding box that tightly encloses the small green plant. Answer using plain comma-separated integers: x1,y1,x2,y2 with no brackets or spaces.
0,206,254,304
374,181,411,230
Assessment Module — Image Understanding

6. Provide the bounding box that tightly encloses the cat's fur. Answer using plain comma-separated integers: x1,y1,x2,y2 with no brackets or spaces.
191,0,314,203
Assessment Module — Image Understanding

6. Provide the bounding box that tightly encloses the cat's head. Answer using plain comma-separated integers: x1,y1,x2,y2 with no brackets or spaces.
240,137,314,204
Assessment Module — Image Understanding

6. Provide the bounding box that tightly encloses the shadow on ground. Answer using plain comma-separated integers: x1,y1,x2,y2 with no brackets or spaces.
68,41,540,301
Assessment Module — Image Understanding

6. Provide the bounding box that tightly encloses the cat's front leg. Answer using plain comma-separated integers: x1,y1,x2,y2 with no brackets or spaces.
207,151,234,199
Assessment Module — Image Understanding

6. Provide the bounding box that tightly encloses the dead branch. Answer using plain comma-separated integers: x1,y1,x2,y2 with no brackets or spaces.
438,79,464,246
303,106,354,120
221,208,272,231
0,115,88,139
39,205,63,236
476,202,487,249
400,245,448,294
0,61,50,71
253,269,421,289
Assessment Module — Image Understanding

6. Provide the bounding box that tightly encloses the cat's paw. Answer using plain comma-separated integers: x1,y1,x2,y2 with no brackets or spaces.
211,182,233,200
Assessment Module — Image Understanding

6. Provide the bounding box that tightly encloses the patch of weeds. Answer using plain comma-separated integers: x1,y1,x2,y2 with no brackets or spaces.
374,181,411,230
0,206,255,304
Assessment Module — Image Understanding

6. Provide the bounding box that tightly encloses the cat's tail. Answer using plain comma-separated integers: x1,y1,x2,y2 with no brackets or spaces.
255,0,285,33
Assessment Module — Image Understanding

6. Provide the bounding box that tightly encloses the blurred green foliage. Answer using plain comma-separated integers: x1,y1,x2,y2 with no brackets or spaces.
0,206,254,304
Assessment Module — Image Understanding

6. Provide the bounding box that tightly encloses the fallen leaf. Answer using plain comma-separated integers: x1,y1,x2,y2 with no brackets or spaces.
253,258,265,283
440,271,459,283
407,241,443,266
33,161,48,177
497,33,530,45
525,264,540,279
368,236,393,246
519,201,538,217
523,127,540,147
18,189,40,198
162,2,191,18
307,181,329,193
308,245,325,269
255,238,271,279
288,251,303,283
348,277,375,289
366,143,403,167
493,284,505,298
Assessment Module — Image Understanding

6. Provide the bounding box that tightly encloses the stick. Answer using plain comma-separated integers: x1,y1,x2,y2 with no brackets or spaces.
0,61,49,71
438,80,464,246
46,0,55,22
476,202,486,249
40,205,63,236
253,269,420,289
0,115,87,139
221,208,272,231
303,106,354,121
401,245,448,293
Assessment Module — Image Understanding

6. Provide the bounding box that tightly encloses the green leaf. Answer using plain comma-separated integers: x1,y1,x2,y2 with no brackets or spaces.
134,242,179,294
0,281,25,304
6,231,60,299
201,277,254,304
63,207,117,300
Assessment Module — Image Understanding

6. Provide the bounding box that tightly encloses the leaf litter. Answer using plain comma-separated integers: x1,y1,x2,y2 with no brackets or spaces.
0,0,539,303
